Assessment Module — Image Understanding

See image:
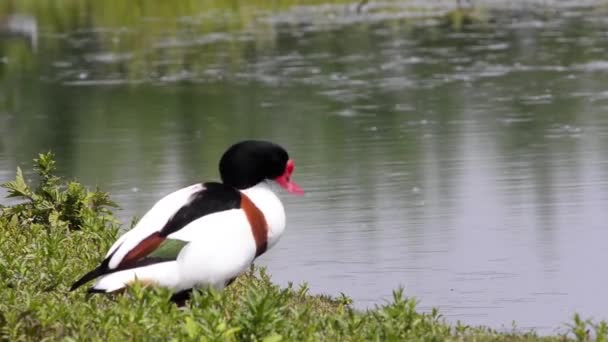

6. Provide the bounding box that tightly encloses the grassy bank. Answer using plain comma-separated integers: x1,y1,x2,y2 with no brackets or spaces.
0,153,605,341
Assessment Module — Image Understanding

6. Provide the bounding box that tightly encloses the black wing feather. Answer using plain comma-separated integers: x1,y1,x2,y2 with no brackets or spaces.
159,182,241,237
70,248,118,291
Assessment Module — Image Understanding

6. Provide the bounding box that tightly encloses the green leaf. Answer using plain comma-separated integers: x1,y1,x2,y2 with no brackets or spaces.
184,316,200,338
262,333,283,342
222,327,240,338
34,152,56,176
2,167,32,199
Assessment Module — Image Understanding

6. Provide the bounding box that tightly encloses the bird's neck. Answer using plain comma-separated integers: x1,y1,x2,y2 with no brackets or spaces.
241,181,286,249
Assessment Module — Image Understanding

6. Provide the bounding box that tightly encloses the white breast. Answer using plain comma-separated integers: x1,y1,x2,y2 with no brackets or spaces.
241,181,286,250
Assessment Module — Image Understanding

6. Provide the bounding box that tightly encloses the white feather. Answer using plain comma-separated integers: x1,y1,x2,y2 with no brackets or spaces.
106,183,204,269
177,210,256,290
242,181,286,249
93,261,180,293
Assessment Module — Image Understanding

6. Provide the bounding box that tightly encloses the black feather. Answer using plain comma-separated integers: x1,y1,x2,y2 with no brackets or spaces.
70,263,108,291
159,182,241,237
170,288,193,307
69,248,118,291
87,288,108,294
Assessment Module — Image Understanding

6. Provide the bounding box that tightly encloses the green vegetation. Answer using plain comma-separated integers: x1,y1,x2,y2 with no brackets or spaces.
0,153,605,341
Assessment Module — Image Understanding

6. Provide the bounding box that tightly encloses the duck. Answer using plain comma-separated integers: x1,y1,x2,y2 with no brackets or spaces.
70,140,303,303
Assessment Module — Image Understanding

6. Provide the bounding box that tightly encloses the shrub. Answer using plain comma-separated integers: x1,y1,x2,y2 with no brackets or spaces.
1,152,118,231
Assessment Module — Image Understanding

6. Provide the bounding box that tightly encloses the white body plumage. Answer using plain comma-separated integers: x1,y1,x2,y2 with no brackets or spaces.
92,182,286,293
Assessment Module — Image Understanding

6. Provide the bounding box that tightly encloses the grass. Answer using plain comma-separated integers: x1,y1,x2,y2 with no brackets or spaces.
0,153,605,341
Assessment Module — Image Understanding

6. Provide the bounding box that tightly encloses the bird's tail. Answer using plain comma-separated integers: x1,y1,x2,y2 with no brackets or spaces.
70,263,109,291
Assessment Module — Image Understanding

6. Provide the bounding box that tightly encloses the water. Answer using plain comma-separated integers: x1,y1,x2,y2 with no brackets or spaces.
2,2,608,333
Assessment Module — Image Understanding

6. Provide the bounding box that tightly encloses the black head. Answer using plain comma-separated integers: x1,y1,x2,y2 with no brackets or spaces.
219,140,290,190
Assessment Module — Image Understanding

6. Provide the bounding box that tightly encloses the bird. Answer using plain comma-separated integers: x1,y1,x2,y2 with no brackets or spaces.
69,140,303,304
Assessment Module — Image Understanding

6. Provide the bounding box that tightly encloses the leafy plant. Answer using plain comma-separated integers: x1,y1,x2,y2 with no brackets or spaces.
1,152,118,231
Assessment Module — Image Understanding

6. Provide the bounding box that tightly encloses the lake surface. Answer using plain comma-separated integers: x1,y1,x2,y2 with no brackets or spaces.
1,1,608,333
